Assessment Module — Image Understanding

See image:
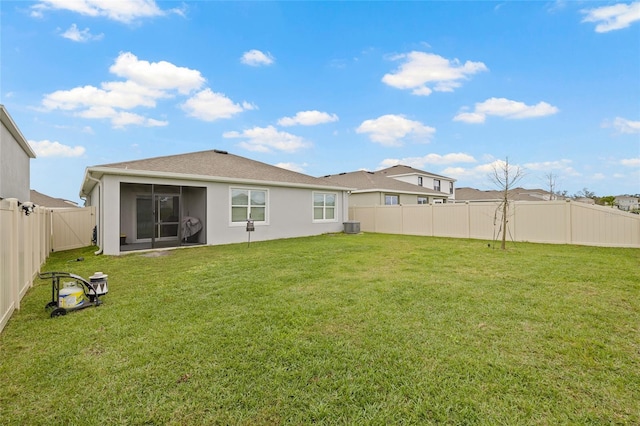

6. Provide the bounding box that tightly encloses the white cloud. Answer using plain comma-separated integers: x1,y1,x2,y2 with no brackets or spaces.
546,1,568,14
275,162,307,173
223,125,311,153
382,51,488,96
109,52,205,94
111,112,167,128
278,110,339,126
31,0,181,23
379,153,476,170
242,101,258,111
441,159,525,183
60,24,103,42
523,159,574,171
76,106,168,128
356,114,436,147
454,97,559,123
524,160,580,179
452,112,486,124
582,2,640,33
621,158,640,167
40,52,245,128
28,140,85,157
241,50,275,67
181,89,249,121
43,81,168,111
612,117,640,134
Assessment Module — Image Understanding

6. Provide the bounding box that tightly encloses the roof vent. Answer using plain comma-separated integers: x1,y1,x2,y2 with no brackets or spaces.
213,149,228,154
339,172,347,175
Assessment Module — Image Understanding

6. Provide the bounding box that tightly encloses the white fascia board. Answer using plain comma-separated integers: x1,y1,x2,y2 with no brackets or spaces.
387,171,457,182
83,167,354,193
352,188,448,197
0,105,36,158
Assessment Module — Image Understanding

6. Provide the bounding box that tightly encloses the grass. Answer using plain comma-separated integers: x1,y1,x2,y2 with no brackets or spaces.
1,233,639,425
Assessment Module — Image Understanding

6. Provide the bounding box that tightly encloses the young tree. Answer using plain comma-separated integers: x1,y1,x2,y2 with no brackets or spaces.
489,157,525,249
544,172,559,200
575,187,596,199
599,195,617,208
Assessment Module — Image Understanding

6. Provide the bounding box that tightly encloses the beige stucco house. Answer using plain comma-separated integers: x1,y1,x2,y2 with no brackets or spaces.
80,149,352,255
0,105,36,202
323,165,454,206
615,196,639,212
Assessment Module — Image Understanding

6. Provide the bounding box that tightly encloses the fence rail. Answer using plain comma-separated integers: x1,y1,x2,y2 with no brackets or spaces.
0,199,95,333
350,200,640,248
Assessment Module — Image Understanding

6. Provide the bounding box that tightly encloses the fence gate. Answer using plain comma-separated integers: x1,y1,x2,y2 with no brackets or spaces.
51,207,96,252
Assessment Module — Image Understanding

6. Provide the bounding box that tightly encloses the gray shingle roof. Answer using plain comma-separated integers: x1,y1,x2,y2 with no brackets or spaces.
455,187,562,202
376,164,454,181
86,150,349,190
323,170,447,196
30,190,79,208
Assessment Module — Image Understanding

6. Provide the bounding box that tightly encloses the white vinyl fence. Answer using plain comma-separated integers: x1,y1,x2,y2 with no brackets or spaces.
350,200,640,248
0,199,95,333
51,206,96,251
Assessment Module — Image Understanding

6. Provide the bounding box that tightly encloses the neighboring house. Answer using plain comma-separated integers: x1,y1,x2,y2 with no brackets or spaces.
454,187,563,203
323,165,454,206
0,105,36,201
376,165,456,201
80,149,352,255
615,195,639,212
30,189,79,208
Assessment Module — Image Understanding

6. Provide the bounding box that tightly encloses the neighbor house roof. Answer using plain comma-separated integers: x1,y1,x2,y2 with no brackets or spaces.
81,149,351,197
455,187,562,202
376,164,455,181
30,190,79,208
1,104,36,158
322,170,448,197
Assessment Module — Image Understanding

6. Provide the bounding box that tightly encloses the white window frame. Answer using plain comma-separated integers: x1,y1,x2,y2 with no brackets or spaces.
417,196,428,205
434,179,441,192
229,187,269,226
385,194,399,205
312,192,338,222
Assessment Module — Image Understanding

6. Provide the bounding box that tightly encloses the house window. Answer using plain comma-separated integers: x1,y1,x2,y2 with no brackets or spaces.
434,179,441,192
418,196,428,205
418,176,423,186
231,188,267,223
385,194,399,205
449,181,454,194
314,192,337,221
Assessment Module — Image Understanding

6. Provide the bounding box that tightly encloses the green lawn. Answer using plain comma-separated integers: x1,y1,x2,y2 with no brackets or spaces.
1,233,639,425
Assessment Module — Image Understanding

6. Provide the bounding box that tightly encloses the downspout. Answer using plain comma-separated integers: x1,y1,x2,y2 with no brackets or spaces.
344,191,351,221
85,174,103,255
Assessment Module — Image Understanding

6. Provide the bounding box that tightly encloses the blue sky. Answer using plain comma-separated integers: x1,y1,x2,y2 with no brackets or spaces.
1,0,639,204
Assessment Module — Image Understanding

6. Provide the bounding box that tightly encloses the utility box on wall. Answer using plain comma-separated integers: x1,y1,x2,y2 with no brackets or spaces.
343,221,360,234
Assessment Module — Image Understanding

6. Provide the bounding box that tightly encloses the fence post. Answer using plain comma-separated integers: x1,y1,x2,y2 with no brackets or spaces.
565,199,572,244
430,203,434,237
466,201,471,238
8,199,20,311
374,205,378,233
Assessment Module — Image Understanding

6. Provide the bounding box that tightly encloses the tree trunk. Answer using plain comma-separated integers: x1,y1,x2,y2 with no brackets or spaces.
501,199,507,250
